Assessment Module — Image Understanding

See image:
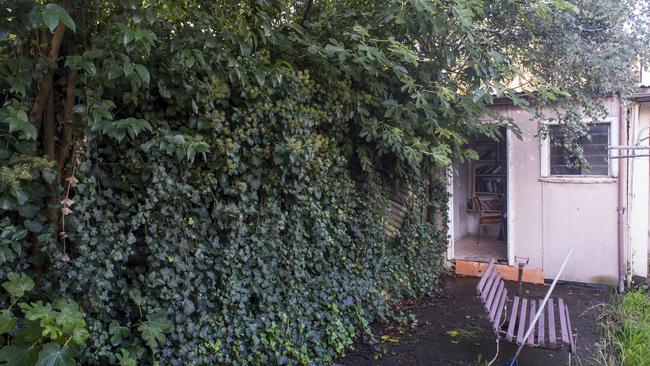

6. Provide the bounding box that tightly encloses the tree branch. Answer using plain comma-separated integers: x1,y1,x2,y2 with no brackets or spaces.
45,90,58,224
29,23,66,124
43,87,56,160
300,0,314,26
56,67,77,187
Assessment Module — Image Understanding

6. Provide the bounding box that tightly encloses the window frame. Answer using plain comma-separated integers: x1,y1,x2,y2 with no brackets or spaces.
540,117,618,180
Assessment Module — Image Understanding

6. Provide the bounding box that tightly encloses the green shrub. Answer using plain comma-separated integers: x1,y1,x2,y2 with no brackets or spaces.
0,271,89,366
2,0,648,365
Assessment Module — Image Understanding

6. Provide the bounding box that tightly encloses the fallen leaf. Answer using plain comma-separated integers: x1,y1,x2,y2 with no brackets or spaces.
380,335,400,343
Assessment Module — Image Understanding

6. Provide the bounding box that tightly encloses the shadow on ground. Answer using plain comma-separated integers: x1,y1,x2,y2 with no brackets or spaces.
340,275,612,366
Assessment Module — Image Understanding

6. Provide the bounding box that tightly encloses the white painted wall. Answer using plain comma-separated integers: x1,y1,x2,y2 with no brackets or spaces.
452,159,472,239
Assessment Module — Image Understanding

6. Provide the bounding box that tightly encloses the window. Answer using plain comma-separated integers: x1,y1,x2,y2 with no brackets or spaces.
548,124,610,176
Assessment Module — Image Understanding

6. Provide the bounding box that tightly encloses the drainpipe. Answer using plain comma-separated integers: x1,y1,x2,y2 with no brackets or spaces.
617,98,628,293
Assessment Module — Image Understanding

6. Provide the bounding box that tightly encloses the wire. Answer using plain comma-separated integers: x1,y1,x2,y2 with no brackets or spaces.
488,304,508,366
487,338,500,366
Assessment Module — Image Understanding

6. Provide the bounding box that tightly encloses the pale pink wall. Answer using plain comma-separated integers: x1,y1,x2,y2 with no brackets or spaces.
631,103,650,278
500,99,621,285
542,183,619,284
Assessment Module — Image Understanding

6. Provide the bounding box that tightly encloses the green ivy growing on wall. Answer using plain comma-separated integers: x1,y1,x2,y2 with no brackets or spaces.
57,69,449,364
2,0,648,364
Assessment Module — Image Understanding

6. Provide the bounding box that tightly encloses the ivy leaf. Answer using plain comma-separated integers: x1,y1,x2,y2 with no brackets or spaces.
41,168,56,184
23,220,44,233
42,4,76,33
2,272,35,298
108,65,122,80
18,204,40,219
35,343,77,366
41,6,59,32
0,310,16,334
72,328,89,346
21,301,55,323
52,299,86,335
123,29,135,47
138,311,172,349
128,288,144,307
4,108,37,141
123,62,134,77
12,320,45,346
116,349,137,366
121,118,152,140
99,118,151,142
109,321,131,346
0,345,39,366
134,64,150,85
186,141,210,163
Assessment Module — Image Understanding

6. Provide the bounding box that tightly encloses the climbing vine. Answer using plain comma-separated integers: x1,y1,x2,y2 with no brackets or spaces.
1,0,648,365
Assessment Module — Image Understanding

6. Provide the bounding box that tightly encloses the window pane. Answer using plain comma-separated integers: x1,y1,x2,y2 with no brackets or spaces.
548,124,609,176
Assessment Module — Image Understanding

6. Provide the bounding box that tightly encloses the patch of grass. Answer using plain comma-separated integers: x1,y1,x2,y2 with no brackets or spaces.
591,287,650,365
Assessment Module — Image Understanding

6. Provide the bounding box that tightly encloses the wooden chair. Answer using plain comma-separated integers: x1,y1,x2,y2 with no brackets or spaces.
474,197,504,244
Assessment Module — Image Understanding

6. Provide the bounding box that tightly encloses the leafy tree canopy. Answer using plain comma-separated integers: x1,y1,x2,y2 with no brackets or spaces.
0,0,648,364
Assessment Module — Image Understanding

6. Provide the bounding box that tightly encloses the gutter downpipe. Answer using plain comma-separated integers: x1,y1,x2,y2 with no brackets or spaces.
617,97,628,293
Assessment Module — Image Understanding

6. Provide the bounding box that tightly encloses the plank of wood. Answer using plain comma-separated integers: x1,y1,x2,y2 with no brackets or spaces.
516,298,528,345
388,199,408,213
538,299,545,345
486,276,502,311
528,301,536,345
488,281,505,321
517,298,528,344
565,304,576,353
492,289,508,334
548,298,556,345
506,296,520,342
456,260,545,284
476,259,496,293
481,270,499,302
558,298,569,345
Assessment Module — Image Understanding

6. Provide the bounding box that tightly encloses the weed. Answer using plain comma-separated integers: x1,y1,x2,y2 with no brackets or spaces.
590,288,650,365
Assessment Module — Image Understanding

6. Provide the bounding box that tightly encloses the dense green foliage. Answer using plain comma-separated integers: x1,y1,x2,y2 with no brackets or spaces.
1,0,649,364
592,288,650,366
0,270,89,366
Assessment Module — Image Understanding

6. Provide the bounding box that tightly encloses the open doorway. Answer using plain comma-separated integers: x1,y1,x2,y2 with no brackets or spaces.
451,127,508,263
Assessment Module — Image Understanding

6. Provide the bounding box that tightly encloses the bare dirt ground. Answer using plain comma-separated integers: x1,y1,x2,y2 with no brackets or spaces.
340,275,612,366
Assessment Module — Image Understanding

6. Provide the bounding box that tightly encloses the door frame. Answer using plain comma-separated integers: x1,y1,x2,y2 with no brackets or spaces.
447,128,514,266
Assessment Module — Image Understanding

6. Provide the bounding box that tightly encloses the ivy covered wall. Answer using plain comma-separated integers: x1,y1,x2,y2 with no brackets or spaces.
59,71,449,364
2,1,648,364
